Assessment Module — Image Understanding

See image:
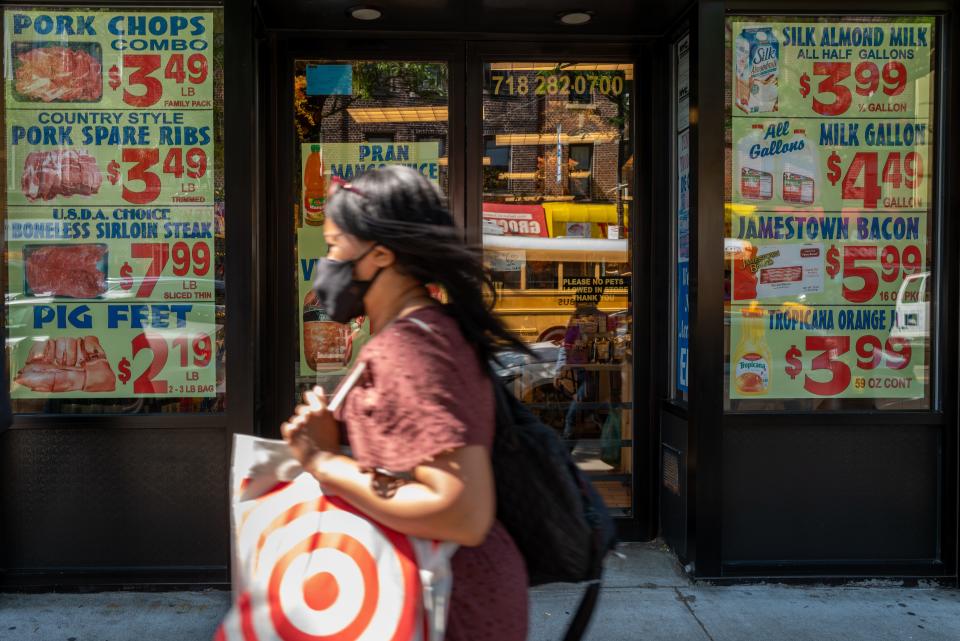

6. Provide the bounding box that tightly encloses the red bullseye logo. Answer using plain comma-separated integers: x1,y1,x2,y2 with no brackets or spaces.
217,480,424,641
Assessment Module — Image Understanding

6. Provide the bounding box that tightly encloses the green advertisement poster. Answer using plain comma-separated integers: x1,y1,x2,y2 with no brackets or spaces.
732,117,932,212
727,17,935,401
296,142,439,376
6,205,215,303
729,212,927,308
8,301,216,398
4,10,215,110
730,18,935,119
730,303,926,399
4,8,218,398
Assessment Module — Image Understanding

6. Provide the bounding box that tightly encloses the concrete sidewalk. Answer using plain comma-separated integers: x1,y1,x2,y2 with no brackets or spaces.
1,542,958,641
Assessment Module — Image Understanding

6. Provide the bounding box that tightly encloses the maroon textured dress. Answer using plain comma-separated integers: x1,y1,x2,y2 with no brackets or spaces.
337,305,529,641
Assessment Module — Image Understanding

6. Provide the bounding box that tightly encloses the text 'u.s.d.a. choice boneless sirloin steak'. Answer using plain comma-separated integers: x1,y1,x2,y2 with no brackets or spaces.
25,244,107,298
15,336,116,393
21,149,103,201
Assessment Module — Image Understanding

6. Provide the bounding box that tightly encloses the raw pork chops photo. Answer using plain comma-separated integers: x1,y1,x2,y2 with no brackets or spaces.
14,44,102,102
15,336,116,393
24,244,107,298
21,149,103,201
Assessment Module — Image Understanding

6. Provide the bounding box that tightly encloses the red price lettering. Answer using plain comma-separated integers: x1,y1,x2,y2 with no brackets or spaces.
841,245,879,304
131,333,169,394
830,151,923,209
122,148,162,205
122,54,163,108
171,241,211,276
803,336,851,396
811,62,852,116
172,334,213,368
162,147,208,179
809,61,909,116
879,245,923,283
841,152,881,209
856,336,913,371
131,243,170,298
131,241,211,295
163,53,209,85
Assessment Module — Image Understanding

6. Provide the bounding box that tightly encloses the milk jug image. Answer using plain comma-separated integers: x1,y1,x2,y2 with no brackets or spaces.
736,27,780,114
781,131,820,206
737,128,774,201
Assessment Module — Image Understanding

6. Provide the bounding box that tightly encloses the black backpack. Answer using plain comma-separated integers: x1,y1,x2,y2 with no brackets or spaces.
490,379,618,641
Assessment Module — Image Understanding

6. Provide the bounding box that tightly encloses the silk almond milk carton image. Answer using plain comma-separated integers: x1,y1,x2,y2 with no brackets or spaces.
735,27,779,114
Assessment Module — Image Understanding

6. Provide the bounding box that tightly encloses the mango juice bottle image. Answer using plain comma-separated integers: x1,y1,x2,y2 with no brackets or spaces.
303,144,326,226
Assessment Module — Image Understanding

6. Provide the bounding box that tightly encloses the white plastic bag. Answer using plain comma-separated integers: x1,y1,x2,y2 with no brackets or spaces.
216,435,457,641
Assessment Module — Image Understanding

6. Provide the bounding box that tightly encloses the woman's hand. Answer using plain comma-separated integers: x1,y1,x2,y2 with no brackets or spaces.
281,386,340,466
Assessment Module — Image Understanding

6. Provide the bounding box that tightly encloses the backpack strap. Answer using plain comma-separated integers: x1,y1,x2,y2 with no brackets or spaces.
562,581,603,641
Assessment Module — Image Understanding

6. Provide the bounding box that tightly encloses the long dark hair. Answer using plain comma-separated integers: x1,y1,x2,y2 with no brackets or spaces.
325,165,529,363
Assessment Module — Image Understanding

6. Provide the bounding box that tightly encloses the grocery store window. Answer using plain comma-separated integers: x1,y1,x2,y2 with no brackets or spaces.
723,16,937,411
483,61,635,515
484,135,511,193
2,8,226,414
568,144,593,199
293,59,448,403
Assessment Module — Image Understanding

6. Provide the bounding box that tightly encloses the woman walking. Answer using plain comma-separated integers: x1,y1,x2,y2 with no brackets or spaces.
282,165,528,641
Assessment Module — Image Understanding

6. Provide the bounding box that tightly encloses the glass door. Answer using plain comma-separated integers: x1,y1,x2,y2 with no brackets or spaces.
481,61,636,515
290,59,449,399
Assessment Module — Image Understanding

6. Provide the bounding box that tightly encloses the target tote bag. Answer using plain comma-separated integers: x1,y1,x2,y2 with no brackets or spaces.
215,434,458,641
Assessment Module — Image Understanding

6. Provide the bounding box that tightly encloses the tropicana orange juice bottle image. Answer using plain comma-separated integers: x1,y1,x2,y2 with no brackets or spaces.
733,305,771,395
303,144,326,226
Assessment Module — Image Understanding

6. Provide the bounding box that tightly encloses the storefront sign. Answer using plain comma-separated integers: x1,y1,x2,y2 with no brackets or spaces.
297,142,439,375
482,203,549,237
676,35,690,394
4,9,218,398
727,17,935,400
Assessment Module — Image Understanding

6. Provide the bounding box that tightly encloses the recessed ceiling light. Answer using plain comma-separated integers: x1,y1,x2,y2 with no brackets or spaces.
349,6,382,21
559,11,592,26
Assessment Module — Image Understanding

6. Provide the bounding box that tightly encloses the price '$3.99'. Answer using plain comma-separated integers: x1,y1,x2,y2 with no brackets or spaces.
783,335,913,396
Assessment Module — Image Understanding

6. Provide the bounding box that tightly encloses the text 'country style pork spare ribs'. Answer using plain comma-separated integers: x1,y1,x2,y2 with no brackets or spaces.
15,336,116,393
21,149,103,201
14,45,102,102
25,244,107,298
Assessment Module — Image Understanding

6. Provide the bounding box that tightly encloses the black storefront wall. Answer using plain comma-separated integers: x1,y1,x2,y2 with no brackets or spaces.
0,0,256,588
661,0,960,582
0,0,957,587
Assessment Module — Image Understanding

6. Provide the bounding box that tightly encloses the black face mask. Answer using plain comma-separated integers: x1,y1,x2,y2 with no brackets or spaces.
312,244,381,323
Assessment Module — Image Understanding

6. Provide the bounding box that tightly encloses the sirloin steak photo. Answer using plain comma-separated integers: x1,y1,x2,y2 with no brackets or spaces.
25,244,108,298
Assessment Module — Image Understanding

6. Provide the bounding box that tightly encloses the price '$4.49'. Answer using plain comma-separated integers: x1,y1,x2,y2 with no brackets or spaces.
824,150,924,209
